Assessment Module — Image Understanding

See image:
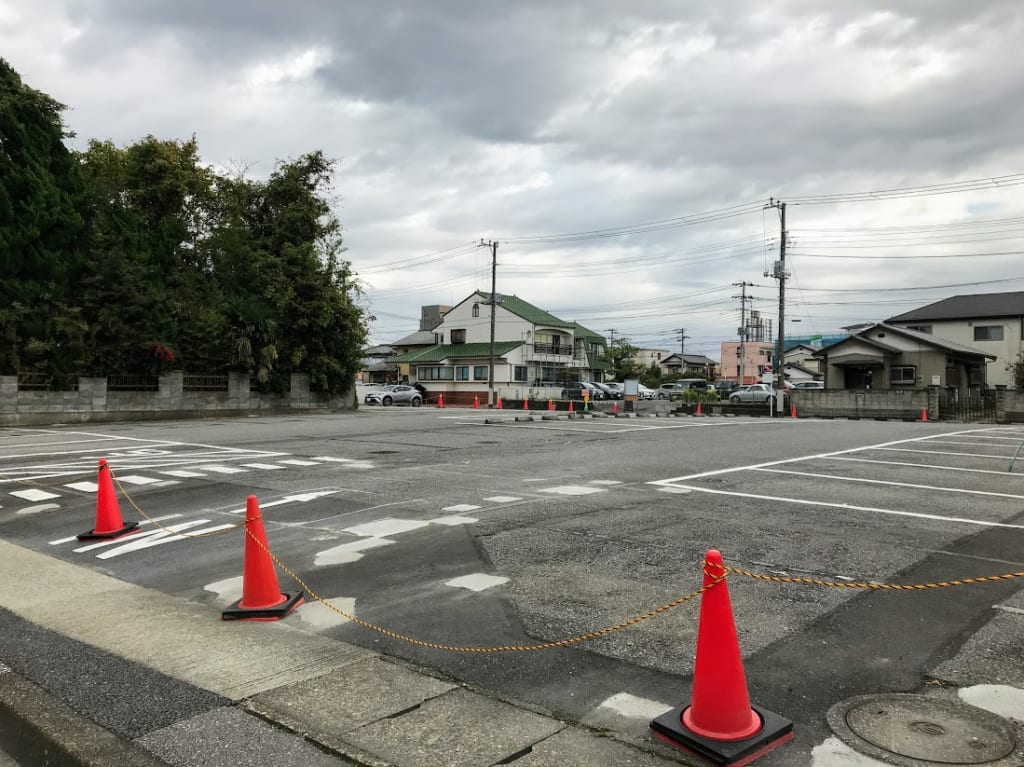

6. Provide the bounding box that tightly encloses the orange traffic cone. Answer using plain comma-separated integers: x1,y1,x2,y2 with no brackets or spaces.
651,550,793,764
497,397,503,410
473,395,479,409
77,459,140,541
568,401,574,413
920,407,928,422
612,402,619,414
790,405,797,418
523,398,529,411
222,496,304,621
548,400,554,411
696,402,703,416
437,393,444,408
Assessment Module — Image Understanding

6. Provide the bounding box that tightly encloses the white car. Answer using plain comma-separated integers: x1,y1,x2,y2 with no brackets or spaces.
638,384,656,400
364,384,423,407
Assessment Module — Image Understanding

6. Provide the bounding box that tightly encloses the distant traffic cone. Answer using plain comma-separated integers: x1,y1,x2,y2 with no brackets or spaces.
77,459,140,541
790,405,797,418
437,393,444,408
497,397,503,410
548,400,554,411
473,395,479,409
612,402,619,414
569,401,574,413
920,407,928,422
651,550,793,765
523,398,529,411
222,496,304,621
696,402,703,416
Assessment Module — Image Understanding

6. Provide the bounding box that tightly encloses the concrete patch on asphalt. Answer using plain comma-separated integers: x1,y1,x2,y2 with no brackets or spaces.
485,495,522,502
314,537,394,566
442,503,481,512
430,515,477,526
343,517,429,537
297,597,355,629
931,609,1024,688
16,503,61,515
203,575,243,603
581,692,672,737
958,684,1024,722
512,726,674,766
9,488,60,502
810,736,887,766
538,485,606,496
658,486,691,494
445,573,509,592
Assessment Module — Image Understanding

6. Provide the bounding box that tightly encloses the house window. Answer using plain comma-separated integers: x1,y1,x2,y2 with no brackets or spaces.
473,366,488,380
472,303,480,318
974,325,1004,341
890,366,916,385
451,329,466,344
513,366,528,382
456,366,470,381
417,366,454,381
907,325,932,334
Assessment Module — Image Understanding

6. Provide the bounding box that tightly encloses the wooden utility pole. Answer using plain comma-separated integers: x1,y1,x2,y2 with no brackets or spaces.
765,200,787,412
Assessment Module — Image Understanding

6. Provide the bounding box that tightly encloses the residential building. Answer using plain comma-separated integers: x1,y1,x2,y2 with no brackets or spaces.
813,323,995,393
720,341,775,385
359,345,397,384
784,344,823,374
887,291,1024,388
390,292,608,404
630,348,672,371
660,353,717,379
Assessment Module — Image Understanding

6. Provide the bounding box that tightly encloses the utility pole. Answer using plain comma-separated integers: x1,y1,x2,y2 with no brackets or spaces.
480,239,499,407
764,200,787,413
732,281,757,385
677,328,689,375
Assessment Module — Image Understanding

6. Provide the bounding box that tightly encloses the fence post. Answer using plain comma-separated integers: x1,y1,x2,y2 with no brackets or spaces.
995,385,1007,424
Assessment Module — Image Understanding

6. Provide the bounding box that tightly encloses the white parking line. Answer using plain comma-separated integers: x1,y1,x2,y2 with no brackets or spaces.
874,447,1011,460
755,468,1024,500
924,439,1017,449
662,484,1024,530
828,456,1024,478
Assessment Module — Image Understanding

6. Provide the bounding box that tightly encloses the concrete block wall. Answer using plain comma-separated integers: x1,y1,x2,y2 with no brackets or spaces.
791,389,929,420
0,372,354,425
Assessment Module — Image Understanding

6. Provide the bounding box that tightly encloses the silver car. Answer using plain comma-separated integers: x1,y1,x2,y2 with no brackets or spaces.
364,384,423,407
728,383,776,404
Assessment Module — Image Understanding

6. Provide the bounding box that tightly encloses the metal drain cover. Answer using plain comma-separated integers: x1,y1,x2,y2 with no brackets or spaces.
828,694,1016,765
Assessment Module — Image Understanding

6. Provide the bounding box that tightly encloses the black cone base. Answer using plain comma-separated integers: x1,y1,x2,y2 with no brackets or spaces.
77,521,140,541
221,592,305,621
651,704,793,767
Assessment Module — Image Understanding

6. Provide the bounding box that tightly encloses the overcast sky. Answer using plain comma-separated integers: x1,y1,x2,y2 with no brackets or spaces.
5,1,1024,357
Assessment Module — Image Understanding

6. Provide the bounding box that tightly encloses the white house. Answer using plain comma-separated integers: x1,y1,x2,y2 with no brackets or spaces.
391,292,609,405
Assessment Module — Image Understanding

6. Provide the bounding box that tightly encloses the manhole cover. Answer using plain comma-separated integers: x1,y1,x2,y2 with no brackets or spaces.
828,694,1016,766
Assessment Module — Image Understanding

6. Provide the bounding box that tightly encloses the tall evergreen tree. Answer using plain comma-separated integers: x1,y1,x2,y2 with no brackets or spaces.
0,58,88,381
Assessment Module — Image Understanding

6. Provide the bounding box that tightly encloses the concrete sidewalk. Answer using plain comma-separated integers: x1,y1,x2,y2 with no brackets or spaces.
0,540,687,767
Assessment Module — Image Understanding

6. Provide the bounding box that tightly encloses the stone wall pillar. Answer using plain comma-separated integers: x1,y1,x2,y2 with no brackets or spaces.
0,376,17,413
228,372,251,409
159,370,184,410
77,377,107,412
995,385,1007,423
927,385,940,421
290,373,311,408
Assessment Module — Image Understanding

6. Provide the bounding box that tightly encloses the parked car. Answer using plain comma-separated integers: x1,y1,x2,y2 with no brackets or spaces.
590,381,622,399
728,383,787,404
638,384,656,400
603,382,625,397
657,378,710,399
715,380,740,395
792,380,824,390
560,381,606,400
364,384,423,407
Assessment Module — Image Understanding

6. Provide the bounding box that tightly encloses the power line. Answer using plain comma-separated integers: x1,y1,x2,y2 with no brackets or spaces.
789,249,1024,260
788,173,1024,205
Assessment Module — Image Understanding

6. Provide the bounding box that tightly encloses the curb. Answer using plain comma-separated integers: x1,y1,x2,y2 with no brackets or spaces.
0,664,170,767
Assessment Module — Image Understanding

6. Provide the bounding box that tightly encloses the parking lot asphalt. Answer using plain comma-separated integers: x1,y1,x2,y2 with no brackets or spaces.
1,409,1023,766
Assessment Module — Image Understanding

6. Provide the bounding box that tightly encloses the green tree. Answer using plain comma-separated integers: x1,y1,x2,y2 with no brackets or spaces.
1009,352,1024,390
0,58,88,382
606,337,641,381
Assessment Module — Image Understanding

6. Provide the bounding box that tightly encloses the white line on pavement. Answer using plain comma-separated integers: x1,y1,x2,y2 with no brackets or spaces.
754,468,1024,500
828,456,1024,477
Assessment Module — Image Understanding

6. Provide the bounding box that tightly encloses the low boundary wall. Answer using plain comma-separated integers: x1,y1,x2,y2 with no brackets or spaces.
0,372,355,426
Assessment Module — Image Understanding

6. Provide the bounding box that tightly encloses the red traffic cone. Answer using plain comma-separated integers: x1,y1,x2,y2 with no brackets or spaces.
473,395,479,409
77,459,140,541
790,405,797,418
920,407,928,422
651,550,793,765
568,400,574,413
523,398,529,410
696,402,703,416
223,496,304,621
548,399,554,411
497,397,503,410
437,393,445,408
612,402,619,414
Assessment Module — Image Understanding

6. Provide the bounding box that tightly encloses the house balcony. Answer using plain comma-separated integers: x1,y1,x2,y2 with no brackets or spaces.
525,343,574,363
